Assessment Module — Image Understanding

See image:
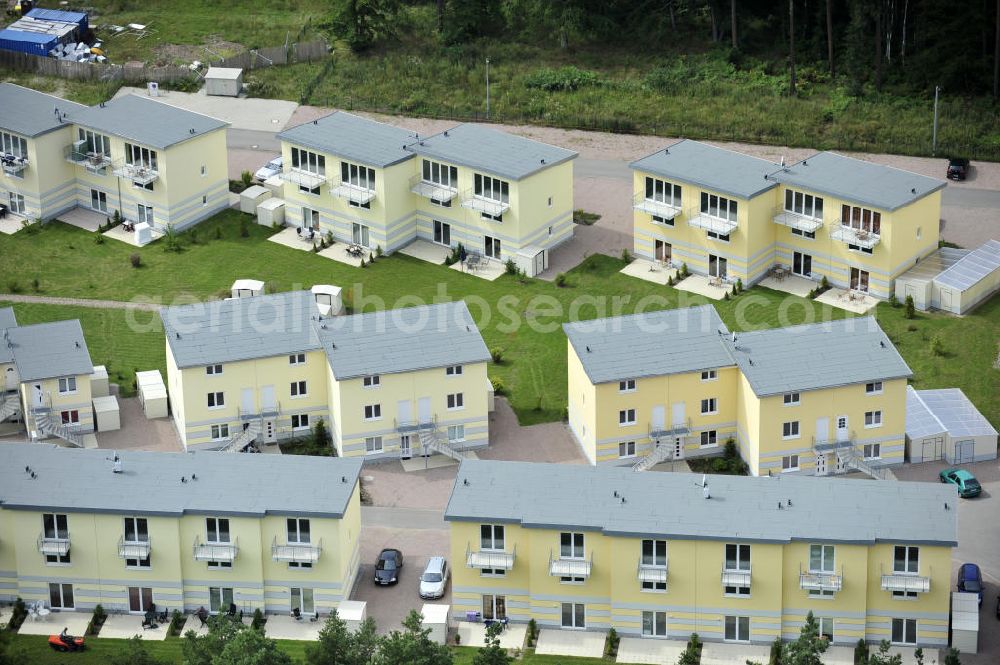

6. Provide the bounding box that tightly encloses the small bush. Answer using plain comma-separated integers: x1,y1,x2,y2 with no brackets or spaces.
680,262,689,278
10,597,27,630
215,225,223,240
6,279,20,293
326,230,334,246
621,248,632,263
375,244,383,257
555,272,567,287
504,258,518,275
241,170,254,188
668,275,675,286
573,209,601,225
490,377,507,395
31,278,40,291
930,334,946,356
251,607,264,630
854,638,869,665
736,278,743,293
129,253,141,268
240,219,250,238
606,627,619,656
820,275,829,289
490,347,504,364
904,295,915,319
169,609,183,636
527,619,538,646
888,293,899,308
94,233,105,245
358,255,365,265
525,66,601,91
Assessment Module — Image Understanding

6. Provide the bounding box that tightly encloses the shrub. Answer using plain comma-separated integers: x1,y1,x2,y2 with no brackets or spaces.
678,633,702,665
326,230,334,246
10,597,28,629
94,233,105,245
668,275,675,286
621,248,632,263
240,170,253,188
606,627,619,656
680,262,689,278
573,209,601,225
169,609,183,636
375,244,383,257
490,377,507,395
555,272,567,287
888,293,899,308
930,334,946,357
31,278,40,291
524,66,601,91
854,638,869,665
251,607,264,630
312,418,329,447
129,253,142,268
904,295,915,319
770,635,783,665
527,619,538,646
215,225,223,240
711,457,729,472
504,258,518,275
240,219,250,238
723,292,730,300
820,275,829,289
490,347,504,364
736,278,744,293
358,255,365,266
724,439,739,460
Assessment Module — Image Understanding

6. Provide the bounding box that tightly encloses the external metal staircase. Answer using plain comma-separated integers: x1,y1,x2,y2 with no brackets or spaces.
632,441,675,472
0,392,21,422
840,445,896,481
418,427,466,461
33,411,84,448
220,419,263,453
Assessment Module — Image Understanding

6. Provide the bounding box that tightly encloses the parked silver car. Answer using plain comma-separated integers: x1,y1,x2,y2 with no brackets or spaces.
254,156,283,182
419,556,449,599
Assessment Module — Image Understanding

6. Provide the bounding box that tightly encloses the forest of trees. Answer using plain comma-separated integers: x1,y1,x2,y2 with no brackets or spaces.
332,0,1000,100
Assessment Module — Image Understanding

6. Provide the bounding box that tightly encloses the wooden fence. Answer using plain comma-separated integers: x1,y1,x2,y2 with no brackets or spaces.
0,39,329,85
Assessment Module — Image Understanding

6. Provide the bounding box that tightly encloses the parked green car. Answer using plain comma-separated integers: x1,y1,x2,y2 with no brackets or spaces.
939,468,982,498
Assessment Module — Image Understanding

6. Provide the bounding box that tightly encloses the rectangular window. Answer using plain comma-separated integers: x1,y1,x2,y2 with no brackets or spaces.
700,430,718,447
618,441,636,458
474,173,510,204
8,192,25,214
211,424,230,440
561,602,586,629
124,517,150,568
206,517,231,543
1,131,28,158
58,377,77,393
817,617,834,641
290,147,325,176
642,610,668,637
893,546,919,574
644,176,682,208
61,410,79,425
362,435,383,453
651,214,674,226
725,543,751,571
340,161,375,190
841,204,882,235
289,353,305,365
700,398,718,414
290,380,307,397
866,381,883,394
810,544,835,572
701,370,717,381
128,587,154,612
891,618,917,645
784,189,824,219
865,410,882,427
707,230,730,242
363,375,380,388
287,517,311,565
124,143,158,170
422,159,458,189
43,513,70,564
447,393,464,410
447,424,465,442
724,616,750,642
863,443,881,459
49,583,74,609
791,227,816,239
480,524,505,550
619,379,636,393
291,414,310,430
560,532,585,559
783,392,800,405
619,409,636,426
446,365,463,376
642,539,667,567
700,192,738,222
782,421,800,438
782,454,799,471
207,392,224,409
206,364,223,375
364,404,382,420
209,587,234,614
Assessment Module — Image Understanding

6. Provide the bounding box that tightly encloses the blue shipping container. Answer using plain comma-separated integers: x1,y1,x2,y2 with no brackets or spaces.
0,28,59,56
25,7,89,34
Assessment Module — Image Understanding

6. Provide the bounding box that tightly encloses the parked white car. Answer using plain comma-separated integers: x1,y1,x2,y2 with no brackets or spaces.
254,156,283,182
419,556,449,600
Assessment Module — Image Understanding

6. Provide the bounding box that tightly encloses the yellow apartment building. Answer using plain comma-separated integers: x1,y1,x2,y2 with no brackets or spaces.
275,112,577,276
564,307,912,476
0,83,230,230
447,460,956,648
631,140,945,299
0,444,362,617
0,307,99,447
162,292,492,457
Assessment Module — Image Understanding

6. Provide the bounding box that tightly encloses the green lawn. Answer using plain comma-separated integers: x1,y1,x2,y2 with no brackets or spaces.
0,211,996,428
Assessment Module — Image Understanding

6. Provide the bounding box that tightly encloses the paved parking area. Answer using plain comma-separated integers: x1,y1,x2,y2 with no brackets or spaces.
95,397,182,452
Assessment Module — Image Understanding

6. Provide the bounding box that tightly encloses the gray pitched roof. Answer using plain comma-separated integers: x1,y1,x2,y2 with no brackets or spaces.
934,239,1000,291
278,111,416,168
770,152,947,212
895,247,970,285
729,317,912,397
5,320,93,381
0,83,86,137
446,460,957,546
563,305,733,384
409,123,578,181
0,443,362,518
0,307,17,364
320,301,490,380
163,291,322,369
630,139,779,200
906,387,997,440
70,94,228,150
0,307,16,330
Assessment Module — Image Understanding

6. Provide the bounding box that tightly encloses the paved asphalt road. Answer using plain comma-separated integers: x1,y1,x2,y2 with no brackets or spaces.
228,128,1000,211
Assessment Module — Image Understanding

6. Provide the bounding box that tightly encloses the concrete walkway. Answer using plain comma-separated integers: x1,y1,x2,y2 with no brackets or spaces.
0,294,162,311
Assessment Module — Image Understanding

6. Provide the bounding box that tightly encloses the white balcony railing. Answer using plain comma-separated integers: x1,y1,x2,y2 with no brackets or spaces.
830,224,881,249
271,536,322,563
118,535,152,559
193,537,239,563
461,189,509,217
113,162,159,186
466,543,516,570
279,168,326,190
722,567,752,588
1,154,28,175
687,207,738,235
38,533,71,556
65,145,112,173
549,550,592,578
633,192,682,220
799,567,843,592
881,571,930,593
637,560,669,583
772,207,824,233
331,182,376,205
410,174,458,202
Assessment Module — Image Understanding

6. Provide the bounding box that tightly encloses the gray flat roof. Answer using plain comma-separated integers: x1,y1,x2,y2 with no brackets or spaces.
0,307,17,364
0,443,362,518
278,111,416,169
896,247,971,285
162,291,321,369
934,239,1000,291
70,94,228,150
907,387,997,440
0,307,16,330
0,83,86,137
320,301,490,380
562,305,732,384
409,123,578,181
446,460,957,546
729,317,912,397
6,320,93,381
770,152,947,212
630,139,779,200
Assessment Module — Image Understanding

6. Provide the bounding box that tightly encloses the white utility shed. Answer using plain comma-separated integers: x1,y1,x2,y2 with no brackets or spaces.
90,365,109,397
92,395,120,432
256,197,285,226
311,284,342,316
231,279,264,299
950,591,979,654
240,185,270,214
893,247,968,311
136,370,168,419
933,239,1000,314
205,67,243,97
337,600,367,633
906,386,998,464
420,604,450,645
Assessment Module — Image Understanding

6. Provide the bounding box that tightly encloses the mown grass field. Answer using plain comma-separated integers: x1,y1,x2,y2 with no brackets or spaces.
0,210,996,428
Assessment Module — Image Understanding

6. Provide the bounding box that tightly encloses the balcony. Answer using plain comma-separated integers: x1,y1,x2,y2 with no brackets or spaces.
37,533,71,556
192,537,239,563
395,417,436,433
830,224,881,249
279,168,326,190
686,207,738,235
549,550,592,579
772,207,824,234
461,189,509,217
410,174,458,203
466,543,516,571
331,182,376,206
118,535,152,560
649,417,690,440
721,567,751,588
881,572,930,594
633,192,682,220
799,567,843,592
637,560,669,584
1,153,28,176
64,145,112,173
812,431,855,454
114,162,159,186
272,536,322,564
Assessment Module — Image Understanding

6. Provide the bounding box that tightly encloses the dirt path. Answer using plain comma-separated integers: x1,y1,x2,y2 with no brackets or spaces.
0,294,162,311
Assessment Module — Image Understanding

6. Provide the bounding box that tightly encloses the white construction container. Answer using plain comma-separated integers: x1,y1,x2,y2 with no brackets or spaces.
257,197,286,227
90,365,109,398
240,185,271,214
514,245,547,277
136,370,168,419
337,600,367,633
311,284,343,316
205,67,243,97
92,395,120,432
231,279,265,299
262,175,285,198
950,592,978,654
421,604,450,645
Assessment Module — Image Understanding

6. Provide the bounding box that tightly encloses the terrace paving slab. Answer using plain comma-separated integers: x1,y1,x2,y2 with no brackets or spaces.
17,610,90,636
534,629,606,658
99,613,168,640
620,258,677,286
59,207,106,233
673,274,731,300
449,259,505,281
264,614,322,640
455,621,527,650
814,288,880,314
757,274,817,298
616,637,686,664
820,646,856,665
700,642,771,665
398,239,450,265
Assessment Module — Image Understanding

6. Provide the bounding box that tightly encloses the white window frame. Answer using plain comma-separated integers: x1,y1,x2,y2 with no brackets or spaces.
206,364,223,376
290,147,325,176
641,610,668,637
700,192,738,222
724,615,750,642
781,454,799,472
700,397,718,415
864,410,882,428
211,424,230,440
58,377,77,394
291,414,310,430
701,369,718,381
363,404,382,421
782,421,800,439
446,365,463,377
362,374,380,388
290,380,307,398
619,409,636,426
893,546,919,574
447,424,465,443
784,189,824,220
783,392,800,406
619,379,636,393
866,381,884,394
700,430,718,447
447,393,464,410
891,618,917,645
289,353,305,365
618,441,636,458
207,392,225,409
365,436,383,453
863,443,881,460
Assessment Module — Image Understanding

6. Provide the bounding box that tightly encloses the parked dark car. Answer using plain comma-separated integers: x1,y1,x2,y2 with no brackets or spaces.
947,157,970,181
374,548,403,585
957,562,983,606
